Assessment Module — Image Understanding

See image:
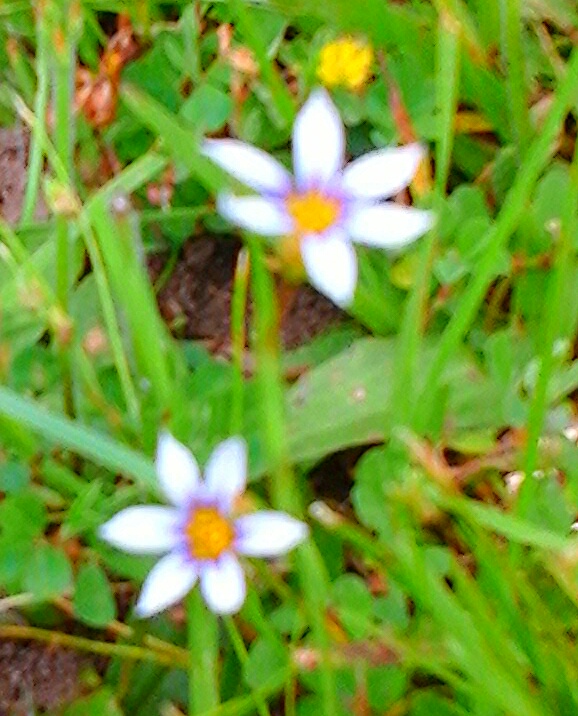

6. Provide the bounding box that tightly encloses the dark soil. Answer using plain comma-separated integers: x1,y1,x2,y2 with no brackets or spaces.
150,235,344,352
0,640,90,715
0,128,47,224
0,128,31,225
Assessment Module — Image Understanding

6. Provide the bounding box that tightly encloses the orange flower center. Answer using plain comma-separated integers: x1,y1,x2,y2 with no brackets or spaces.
286,190,341,234
185,507,234,561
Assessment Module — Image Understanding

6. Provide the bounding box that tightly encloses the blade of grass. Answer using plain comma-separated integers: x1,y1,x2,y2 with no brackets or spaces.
181,3,202,86
0,625,188,668
431,490,571,551
271,0,425,50
120,85,227,193
87,150,168,206
230,248,250,435
248,238,337,716
84,195,175,432
393,534,547,716
390,6,461,427
47,0,81,418
224,617,272,716
501,0,531,159
414,48,578,432
21,2,49,224
228,0,294,127
0,385,156,490
518,135,578,524
198,673,290,716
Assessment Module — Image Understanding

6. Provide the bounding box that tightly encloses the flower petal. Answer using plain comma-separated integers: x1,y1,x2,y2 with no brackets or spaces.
236,511,308,557
200,553,246,615
342,143,426,200
300,231,357,307
204,437,247,511
156,431,201,506
202,139,292,195
347,205,434,248
293,88,344,187
99,506,179,554
135,552,198,618
217,194,292,236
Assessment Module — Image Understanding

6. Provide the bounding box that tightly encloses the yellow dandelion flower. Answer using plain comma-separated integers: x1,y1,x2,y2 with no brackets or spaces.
317,36,373,91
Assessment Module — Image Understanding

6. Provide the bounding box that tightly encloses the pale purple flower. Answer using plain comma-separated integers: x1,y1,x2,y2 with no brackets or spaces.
99,433,308,617
203,88,434,307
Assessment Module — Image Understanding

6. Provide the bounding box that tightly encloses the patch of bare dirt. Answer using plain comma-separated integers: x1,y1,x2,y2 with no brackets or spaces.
150,236,344,352
0,128,47,225
0,640,91,715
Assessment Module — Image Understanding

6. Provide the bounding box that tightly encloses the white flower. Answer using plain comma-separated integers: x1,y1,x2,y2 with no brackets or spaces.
99,433,308,617
203,88,434,307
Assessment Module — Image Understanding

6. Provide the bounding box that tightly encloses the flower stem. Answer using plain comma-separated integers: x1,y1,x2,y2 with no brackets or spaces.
224,617,271,716
393,7,460,432
230,247,250,435
248,237,338,716
21,2,50,224
188,589,220,713
48,0,78,419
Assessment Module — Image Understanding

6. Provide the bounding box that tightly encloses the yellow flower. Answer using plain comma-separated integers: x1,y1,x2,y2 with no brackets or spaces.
317,37,373,91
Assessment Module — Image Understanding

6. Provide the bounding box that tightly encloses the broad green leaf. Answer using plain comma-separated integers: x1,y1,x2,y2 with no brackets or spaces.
74,562,116,627
24,543,73,600
181,83,233,133
0,459,29,493
332,574,373,638
286,337,505,467
368,666,408,713
286,338,394,464
0,541,27,590
244,637,289,692
0,490,47,543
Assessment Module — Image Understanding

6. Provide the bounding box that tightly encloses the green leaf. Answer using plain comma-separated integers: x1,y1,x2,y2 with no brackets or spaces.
0,541,27,590
122,37,182,112
0,385,157,492
434,492,571,551
63,688,124,716
244,637,289,691
181,84,233,133
0,490,47,543
367,666,408,712
286,338,394,464
373,581,409,632
523,473,574,535
63,480,105,539
74,562,116,627
352,444,407,541
285,336,507,470
121,85,226,193
332,574,373,638
24,543,73,600
410,691,468,716
0,460,30,493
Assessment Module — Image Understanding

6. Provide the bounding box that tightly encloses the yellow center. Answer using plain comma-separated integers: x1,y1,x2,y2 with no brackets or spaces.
317,37,373,91
286,191,341,234
185,507,234,561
